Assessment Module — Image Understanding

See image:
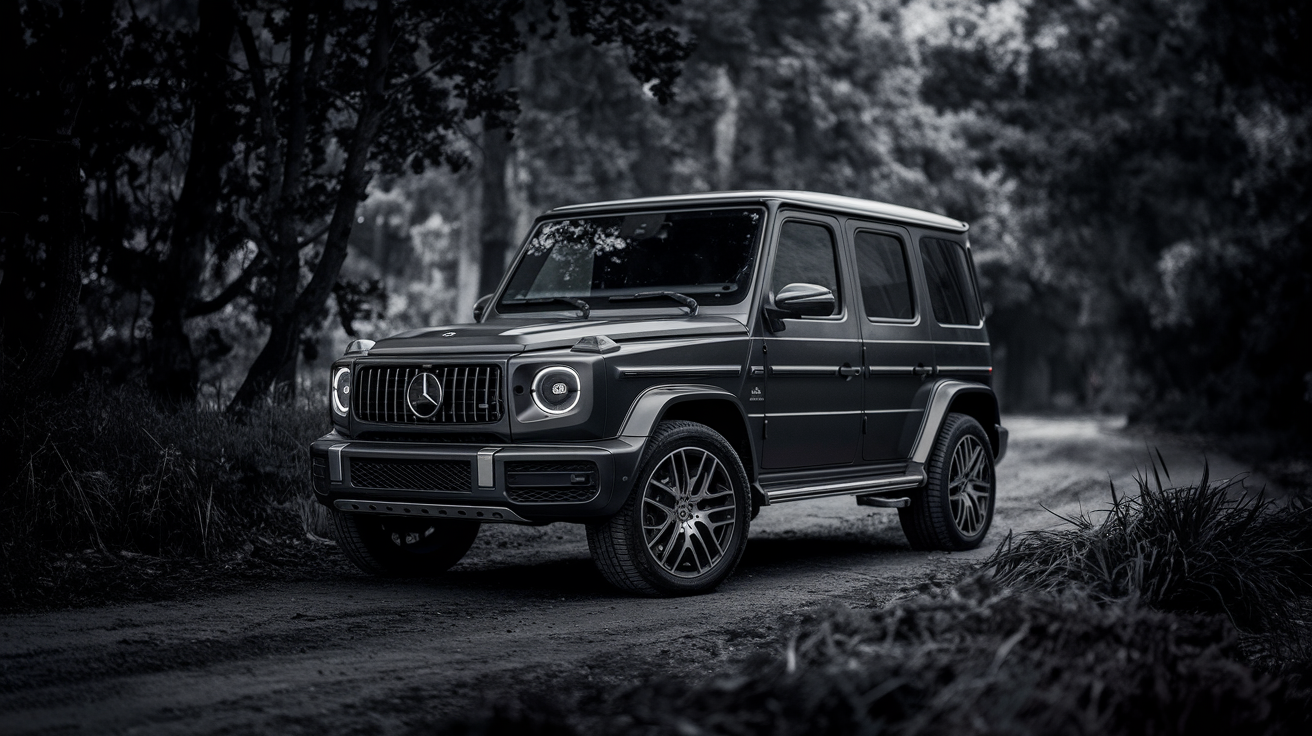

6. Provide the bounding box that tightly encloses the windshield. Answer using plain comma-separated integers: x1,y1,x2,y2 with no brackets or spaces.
497,208,764,314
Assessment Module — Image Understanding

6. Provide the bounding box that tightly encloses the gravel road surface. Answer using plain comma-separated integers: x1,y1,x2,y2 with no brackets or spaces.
0,416,1268,735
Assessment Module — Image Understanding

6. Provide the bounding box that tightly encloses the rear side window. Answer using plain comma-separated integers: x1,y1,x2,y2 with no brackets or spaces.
919,237,980,325
769,221,841,316
854,231,914,320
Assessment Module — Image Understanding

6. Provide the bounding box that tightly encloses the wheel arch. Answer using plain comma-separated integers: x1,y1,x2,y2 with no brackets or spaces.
619,385,757,481
909,380,1002,464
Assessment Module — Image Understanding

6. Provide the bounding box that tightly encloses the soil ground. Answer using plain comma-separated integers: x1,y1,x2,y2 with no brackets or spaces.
0,416,1275,735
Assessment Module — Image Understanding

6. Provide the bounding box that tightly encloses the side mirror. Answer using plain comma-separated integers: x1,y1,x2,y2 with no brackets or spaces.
472,294,493,322
764,283,836,332
776,283,836,315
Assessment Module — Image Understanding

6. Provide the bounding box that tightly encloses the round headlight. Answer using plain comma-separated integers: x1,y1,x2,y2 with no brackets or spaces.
332,367,352,416
531,365,581,415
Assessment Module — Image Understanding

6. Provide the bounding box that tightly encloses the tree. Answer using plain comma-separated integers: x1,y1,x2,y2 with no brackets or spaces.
9,1,692,407
916,0,1312,431
218,0,691,410
1,1,114,397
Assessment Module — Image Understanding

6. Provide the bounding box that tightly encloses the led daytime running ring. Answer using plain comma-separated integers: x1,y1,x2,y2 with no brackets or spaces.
332,367,351,416
530,365,581,415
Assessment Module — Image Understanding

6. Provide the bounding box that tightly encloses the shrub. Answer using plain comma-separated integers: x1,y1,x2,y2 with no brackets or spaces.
0,381,331,607
982,460,1312,636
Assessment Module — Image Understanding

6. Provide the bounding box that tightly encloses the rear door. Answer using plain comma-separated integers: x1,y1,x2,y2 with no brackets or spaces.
917,234,992,383
849,221,936,461
760,212,862,469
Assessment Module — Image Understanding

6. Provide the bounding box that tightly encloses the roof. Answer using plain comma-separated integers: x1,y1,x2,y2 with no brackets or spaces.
549,190,968,234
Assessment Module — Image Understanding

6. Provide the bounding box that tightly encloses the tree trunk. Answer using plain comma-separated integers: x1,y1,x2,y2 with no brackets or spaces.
1,1,113,398
15,139,86,396
148,0,237,403
478,120,513,298
711,66,739,191
228,0,392,413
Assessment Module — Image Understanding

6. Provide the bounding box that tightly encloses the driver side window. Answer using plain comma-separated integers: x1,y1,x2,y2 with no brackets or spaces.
769,220,841,316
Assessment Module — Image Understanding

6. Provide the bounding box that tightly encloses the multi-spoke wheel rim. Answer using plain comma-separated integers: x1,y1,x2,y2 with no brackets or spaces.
640,447,737,578
948,435,992,537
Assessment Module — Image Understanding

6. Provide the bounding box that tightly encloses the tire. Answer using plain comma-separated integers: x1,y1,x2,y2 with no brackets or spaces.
333,510,480,577
898,413,995,551
587,421,751,596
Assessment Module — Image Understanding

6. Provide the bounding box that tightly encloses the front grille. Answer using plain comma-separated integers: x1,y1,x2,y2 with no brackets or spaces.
505,461,596,473
505,461,599,504
349,458,472,492
355,365,503,425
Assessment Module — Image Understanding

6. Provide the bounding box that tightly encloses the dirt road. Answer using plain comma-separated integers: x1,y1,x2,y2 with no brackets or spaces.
0,417,1268,735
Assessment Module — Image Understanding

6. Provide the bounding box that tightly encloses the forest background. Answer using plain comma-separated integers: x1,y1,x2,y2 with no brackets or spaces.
3,0,1310,444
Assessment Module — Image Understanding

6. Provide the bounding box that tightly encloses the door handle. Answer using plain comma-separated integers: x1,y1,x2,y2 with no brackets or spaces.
912,364,934,376
838,365,861,377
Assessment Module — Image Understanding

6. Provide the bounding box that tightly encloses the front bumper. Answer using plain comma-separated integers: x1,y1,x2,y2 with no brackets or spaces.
309,432,647,523
994,424,1009,464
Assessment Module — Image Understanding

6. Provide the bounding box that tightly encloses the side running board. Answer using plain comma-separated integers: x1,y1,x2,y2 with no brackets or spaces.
765,471,926,504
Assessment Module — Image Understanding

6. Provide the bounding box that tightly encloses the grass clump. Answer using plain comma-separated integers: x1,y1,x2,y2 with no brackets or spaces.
598,579,1307,736
983,461,1312,643
0,381,334,609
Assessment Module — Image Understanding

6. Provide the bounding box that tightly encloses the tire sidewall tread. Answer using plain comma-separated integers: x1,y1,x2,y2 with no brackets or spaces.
898,412,995,551
587,420,751,596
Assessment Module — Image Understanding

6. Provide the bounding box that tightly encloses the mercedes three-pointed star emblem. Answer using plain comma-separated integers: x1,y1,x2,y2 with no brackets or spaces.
405,372,443,418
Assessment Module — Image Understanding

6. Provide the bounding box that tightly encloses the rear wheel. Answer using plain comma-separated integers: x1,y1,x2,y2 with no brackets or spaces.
333,511,480,577
587,421,750,596
898,413,995,551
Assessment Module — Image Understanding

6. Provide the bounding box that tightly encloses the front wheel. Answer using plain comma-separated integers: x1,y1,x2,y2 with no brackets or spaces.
587,421,750,596
898,413,995,551
333,511,480,577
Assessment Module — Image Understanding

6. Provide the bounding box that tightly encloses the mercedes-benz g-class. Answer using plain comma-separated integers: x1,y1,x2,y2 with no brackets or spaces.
310,191,1007,595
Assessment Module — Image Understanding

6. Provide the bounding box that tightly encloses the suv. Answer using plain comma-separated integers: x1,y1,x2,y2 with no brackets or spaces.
310,191,1007,595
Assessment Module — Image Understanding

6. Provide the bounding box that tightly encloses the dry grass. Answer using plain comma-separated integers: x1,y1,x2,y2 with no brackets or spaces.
437,462,1312,736
983,460,1312,662
605,579,1307,736
437,579,1310,736
0,381,332,608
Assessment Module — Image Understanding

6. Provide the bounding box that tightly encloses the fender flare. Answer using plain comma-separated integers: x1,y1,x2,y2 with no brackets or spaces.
908,380,1002,464
619,384,750,440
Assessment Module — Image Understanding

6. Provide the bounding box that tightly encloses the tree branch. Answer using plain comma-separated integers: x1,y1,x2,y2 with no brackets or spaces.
385,53,452,99
297,221,331,249
293,0,392,320
276,0,312,248
234,9,284,210
186,251,265,317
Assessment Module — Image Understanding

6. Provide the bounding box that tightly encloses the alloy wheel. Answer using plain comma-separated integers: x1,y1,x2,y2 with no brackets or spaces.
948,434,992,536
640,447,737,578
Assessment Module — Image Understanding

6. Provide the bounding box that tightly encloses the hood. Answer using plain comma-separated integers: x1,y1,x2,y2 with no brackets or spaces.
366,316,748,356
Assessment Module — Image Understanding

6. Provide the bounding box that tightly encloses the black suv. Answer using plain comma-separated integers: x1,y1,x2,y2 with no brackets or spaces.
310,191,1007,595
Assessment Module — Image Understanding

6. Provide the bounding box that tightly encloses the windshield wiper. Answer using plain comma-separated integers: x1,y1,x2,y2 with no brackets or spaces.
607,291,699,316
503,296,590,318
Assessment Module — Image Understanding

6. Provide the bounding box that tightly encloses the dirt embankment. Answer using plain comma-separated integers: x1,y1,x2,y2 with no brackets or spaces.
0,416,1270,735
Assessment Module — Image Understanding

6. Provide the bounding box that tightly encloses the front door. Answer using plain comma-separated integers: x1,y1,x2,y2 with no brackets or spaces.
849,222,935,461
761,213,862,469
